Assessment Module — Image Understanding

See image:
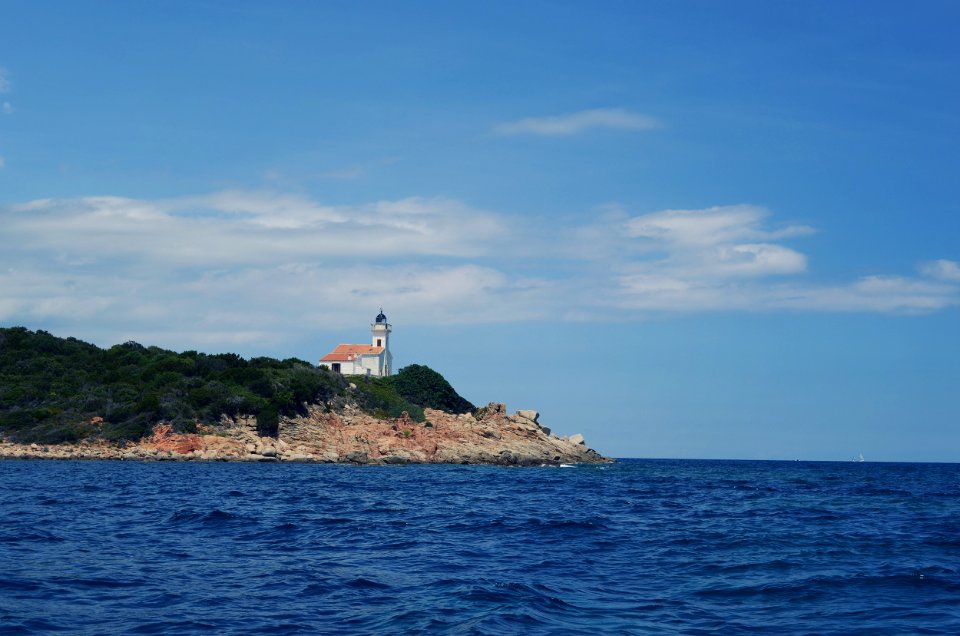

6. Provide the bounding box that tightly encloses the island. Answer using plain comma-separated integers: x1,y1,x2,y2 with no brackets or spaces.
0,327,609,465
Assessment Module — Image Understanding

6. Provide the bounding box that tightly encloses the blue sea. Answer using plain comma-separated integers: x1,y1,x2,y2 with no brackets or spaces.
1,459,958,634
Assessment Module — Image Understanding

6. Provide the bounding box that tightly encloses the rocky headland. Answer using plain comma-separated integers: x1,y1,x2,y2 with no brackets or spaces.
0,402,609,466
0,328,610,466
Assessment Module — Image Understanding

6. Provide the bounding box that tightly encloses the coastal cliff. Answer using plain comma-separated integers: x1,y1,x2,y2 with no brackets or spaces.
0,402,608,465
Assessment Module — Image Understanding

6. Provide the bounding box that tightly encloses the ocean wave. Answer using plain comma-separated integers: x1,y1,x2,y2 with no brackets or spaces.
2,459,959,634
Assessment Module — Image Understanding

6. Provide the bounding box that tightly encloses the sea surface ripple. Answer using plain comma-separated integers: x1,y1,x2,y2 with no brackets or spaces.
1,459,958,634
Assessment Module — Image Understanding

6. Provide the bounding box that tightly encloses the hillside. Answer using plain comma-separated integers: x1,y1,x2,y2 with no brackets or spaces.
0,327,473,444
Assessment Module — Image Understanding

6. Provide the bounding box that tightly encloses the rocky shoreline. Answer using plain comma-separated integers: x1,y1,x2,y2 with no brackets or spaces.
0,402,610,466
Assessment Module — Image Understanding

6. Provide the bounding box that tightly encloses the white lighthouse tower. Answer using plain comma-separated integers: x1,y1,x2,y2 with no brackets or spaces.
371,309,393,376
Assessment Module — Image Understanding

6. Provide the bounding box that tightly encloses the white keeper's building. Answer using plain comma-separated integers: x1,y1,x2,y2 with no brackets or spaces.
318,311,393,377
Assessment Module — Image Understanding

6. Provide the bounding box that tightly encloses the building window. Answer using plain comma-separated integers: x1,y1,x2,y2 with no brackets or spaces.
377,339,382,347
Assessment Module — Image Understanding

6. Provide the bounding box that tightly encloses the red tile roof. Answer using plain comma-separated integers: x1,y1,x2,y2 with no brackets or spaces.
319,353,355,362
320,344,384,362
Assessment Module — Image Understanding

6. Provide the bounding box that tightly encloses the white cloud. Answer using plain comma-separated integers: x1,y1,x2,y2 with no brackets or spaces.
1,102,11,114
919,259,960,282
710,243,808,277
0,192,957,351
587,205,958,316
613,274,959,314
0,191,531,348
0,261,551,352
186,263,549,325
494,108,659,136
5,191,506,265
607,273,955,315
769,276,960,314
624,205,814,246
607,206,811,297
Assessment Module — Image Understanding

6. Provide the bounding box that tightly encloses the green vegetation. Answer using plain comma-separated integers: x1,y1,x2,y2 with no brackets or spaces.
348,364,475,423
349,374,426,422
0,327,474,444
390,364,475,414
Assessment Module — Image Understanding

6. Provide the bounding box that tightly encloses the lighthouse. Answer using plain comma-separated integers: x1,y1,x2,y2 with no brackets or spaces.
371,309,392,376
318,310,393,377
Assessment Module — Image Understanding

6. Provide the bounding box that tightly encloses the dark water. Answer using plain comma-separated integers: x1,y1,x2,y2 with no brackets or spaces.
1,459,958,634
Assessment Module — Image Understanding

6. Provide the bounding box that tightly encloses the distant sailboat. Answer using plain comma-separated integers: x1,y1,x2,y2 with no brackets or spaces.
853,452,865,463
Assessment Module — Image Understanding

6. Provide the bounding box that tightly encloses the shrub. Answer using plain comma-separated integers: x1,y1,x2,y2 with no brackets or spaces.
392,364,475,414
350,376,425,422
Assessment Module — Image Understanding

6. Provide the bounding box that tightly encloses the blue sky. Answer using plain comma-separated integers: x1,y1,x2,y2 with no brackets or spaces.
1,1,958,461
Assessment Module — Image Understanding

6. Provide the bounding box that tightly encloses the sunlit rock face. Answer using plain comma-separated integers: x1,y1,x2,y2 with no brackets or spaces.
0,402,610,466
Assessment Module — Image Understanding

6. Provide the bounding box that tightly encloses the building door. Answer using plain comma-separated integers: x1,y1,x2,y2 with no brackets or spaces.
332,363,341,373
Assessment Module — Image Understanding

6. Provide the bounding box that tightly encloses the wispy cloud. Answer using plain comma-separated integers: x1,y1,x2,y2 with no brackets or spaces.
2,102,12,115
0,191,522,348
494,108,659,136
624,205,814,246
613,272,959,315
919,259,960,282
0,192,957,350
770,276,960,314
7,192,506,264
579,205,958,316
